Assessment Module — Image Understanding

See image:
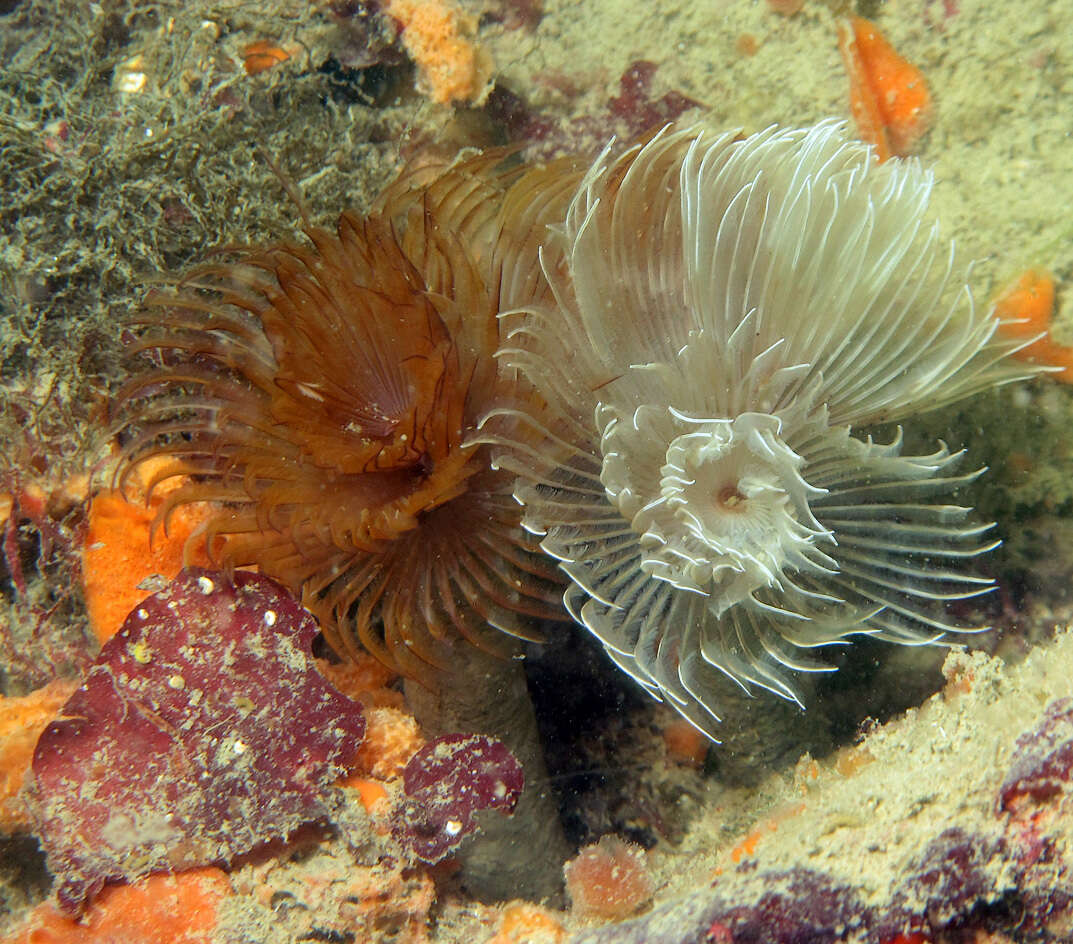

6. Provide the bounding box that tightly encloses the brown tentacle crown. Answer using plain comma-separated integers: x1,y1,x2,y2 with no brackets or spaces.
112,152,568,683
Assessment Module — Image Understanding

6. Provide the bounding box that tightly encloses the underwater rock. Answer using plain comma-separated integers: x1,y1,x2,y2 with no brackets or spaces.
567,869,870,944
996,696,1073,812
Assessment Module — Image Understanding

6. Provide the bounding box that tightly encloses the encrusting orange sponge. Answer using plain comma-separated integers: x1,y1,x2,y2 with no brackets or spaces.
838,16,933,162
1,868,230,944
387,0,493,104
350,706,425,779
82,457,213,644
489,902,567,944
0,679,79,832
993,269,1073,381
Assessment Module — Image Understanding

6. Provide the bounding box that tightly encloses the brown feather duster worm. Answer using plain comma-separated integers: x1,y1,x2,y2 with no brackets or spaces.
481,121,1038,738
113,153,567,683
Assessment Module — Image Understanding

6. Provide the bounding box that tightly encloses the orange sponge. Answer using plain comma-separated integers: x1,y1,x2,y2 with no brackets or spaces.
839,16,933,162
351,706,425,780
489,902,567,943
0,679,78,831
1,868,230,944
387,0,494,104
82,459,212,644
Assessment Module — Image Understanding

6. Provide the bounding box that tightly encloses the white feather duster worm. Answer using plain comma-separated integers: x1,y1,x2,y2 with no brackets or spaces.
482,121,1035,737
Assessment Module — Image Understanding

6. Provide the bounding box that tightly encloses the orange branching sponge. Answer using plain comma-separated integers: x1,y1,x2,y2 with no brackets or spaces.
838,16,933,162
0,679,78,831
82,458,213,644
992,269,1073,381
563,835,654,922
489,902,567,944
1,868,230,944
387,0,494,104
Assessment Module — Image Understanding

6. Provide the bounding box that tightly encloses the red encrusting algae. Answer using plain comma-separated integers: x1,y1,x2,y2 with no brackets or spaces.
30,569,367,913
